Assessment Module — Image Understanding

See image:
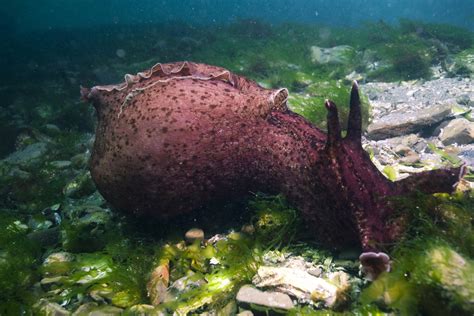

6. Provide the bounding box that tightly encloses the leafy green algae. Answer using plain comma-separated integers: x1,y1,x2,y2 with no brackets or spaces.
360,192,474,315
0,216,40,315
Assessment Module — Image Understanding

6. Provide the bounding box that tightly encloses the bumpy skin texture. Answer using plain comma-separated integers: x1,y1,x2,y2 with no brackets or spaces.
83,61,464,254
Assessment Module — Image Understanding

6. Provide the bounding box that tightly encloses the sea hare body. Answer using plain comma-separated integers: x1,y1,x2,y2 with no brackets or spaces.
82,61,464,258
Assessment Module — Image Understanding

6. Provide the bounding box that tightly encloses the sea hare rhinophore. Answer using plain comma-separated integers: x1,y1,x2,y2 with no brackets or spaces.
82,62,464,277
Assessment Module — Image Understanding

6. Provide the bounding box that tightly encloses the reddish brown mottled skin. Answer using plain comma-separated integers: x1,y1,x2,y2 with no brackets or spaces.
82,61,464,271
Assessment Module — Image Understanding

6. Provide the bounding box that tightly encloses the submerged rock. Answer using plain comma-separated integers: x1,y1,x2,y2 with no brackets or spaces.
439,118,474,145
126,304,164,315
63,171,96,198
367,103,452,140
236,285,294,311
73,303,123,316
34,299,70,316
3,142,48,166
310,45,355,65
424,246,474,312
252,265,350,307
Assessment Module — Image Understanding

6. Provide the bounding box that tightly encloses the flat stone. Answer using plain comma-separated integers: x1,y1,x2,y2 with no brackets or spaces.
439,118,474,145
236,285,294,310
310,45,355,65
252,266,339,306
73,303,123,316
34,299,70,316
367,103,452,140
44,252,74,265
3,142,48,165
50,160,72,169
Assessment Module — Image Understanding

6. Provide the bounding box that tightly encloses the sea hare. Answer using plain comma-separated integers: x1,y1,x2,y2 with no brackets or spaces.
82,62,464,277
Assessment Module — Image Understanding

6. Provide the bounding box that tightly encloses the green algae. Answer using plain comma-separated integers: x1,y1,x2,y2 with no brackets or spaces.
250,194,300,247
288,80,370,131
0,216,40,314
152,195,302,314
360,192,474,315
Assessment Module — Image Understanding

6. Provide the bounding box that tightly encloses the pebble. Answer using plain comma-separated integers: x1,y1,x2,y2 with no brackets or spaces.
50,160,72,169
367,103,453,140
439,118,474,145
185,228,205,244
34,299,70,316
236,285,294,311
252,265,342,306
456,94,471,105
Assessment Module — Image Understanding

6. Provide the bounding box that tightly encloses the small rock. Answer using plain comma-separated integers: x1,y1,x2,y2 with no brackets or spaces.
34,299,70,316
147,264,169,306
126,304,165,315
185,228,205,244
439,118,474,145
367,103,453,140
73,303,123,316
3,142,48,166
252,266,347,307
50,160,72,169
7,167,31,180
45,124,61,133
236,285,294,311
400,134,422,148
63,171,96,198
40,276,65,285
44,252,74,266
310,45,355,65
456,94,471,106
163,272,206,303
236,311,254,316
307,266,323,277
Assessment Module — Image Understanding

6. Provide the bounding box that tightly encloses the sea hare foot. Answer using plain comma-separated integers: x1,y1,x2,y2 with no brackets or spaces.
81,61,464,277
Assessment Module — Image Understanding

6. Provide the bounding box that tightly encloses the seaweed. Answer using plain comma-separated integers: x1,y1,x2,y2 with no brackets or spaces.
0,215,41,314
399,19,474,51
288,80,370,131
360,192,474,315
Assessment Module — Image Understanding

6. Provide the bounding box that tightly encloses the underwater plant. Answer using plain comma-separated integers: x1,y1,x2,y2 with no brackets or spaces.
360,192,474,315
0,216,40,314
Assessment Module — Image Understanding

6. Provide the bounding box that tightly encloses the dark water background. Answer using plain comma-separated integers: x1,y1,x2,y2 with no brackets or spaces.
3,0,474,31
